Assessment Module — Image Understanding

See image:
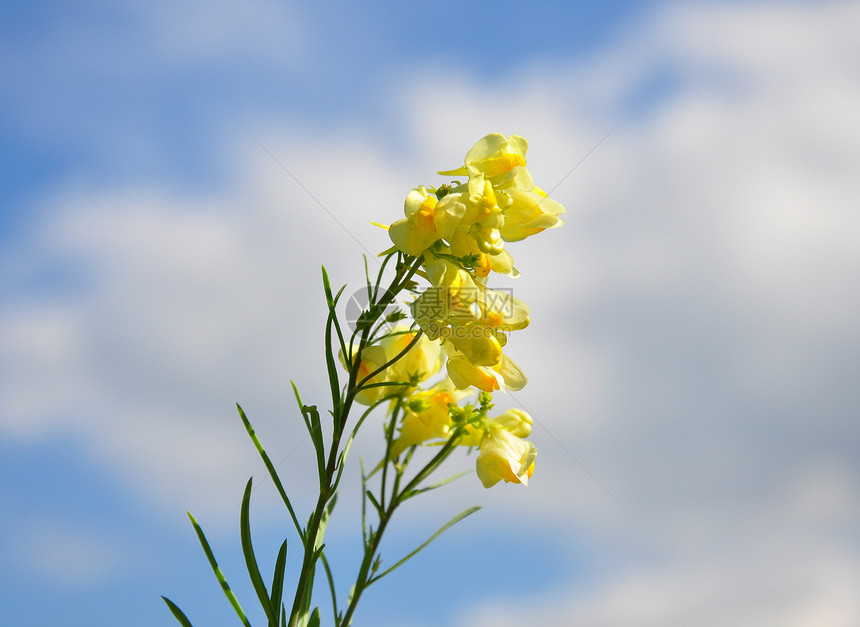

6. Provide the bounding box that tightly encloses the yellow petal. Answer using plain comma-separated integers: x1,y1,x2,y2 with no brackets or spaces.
475,425,537,488
493,354,527,391
389,216,438,257
490,409,533,438
446,355,501,392
447,333,503,367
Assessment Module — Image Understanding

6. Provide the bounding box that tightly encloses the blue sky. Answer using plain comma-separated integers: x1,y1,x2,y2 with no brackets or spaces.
2,1,860,625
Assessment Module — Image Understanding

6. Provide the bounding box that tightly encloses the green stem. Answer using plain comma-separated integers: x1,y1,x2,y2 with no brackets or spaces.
288,253,423,627
341,500,395,626
341,430,464,626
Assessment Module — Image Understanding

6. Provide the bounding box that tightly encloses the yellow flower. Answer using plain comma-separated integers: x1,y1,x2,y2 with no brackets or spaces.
487,249,518,277
459,179,504,228
445,351,527,393
475,424,537,488
492,353,527,390
339,328,442,405
475,287,530,332
469,223,504,256
495,167,565,242
379,326,443,390
410,257,481,338
447,331,503,367
459,408,534,447
436,133,564,245
448,227,517,277
446,354,501,392
490,408,533,438
447,228,494,278
389,186,467,257
339,344,390,406
439,133,529,181
414,267,528,337
390,380,474,457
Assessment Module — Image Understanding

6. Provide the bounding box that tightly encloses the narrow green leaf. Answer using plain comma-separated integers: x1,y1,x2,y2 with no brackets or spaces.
367,506,482,585
238,403,303,541
321,265,335,307
308,607,321,627
270,540,288,619
331,283,347,306
359,458,368,547
363,254,372,301
353,380,411,392
355,331,421,391
240,478,278,626
396,429,464,498
330,286,349,369
365,490,382,515
162,596,194,627
372,251,394,301
304,404,327,489
291,386,313,433
361,457,385,481
348,394,397,448
321,266,349,420
332,439,353,494
187,511,252,627
296,545,327,624
345,582,357,609
304,403,323,453
400,470,473,500
320,553,339,626
318,491,337,543
324,306,342,418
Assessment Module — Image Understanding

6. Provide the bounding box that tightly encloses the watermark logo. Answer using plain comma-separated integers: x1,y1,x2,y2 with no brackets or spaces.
343,289,405,332
344,286,516,336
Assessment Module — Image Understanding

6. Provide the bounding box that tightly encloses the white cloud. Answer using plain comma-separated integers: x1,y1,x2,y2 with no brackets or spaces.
458,459,860,626
461,547,860,627
2,0,859,622
393,2,860,624
0,127,421,525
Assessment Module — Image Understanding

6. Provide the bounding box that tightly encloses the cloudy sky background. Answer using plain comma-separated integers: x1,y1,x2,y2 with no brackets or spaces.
2,0,859,625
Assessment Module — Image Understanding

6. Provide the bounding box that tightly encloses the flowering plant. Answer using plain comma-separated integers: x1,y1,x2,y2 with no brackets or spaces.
163,133,564,626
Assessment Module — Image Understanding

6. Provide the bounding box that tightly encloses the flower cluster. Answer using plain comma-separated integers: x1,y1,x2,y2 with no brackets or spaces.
165,133,568,627
396,390,538,488
349,133,564,488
